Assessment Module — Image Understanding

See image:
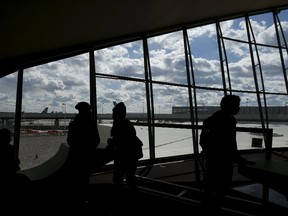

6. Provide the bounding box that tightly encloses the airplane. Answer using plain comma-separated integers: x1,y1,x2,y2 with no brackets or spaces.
41,107,49,114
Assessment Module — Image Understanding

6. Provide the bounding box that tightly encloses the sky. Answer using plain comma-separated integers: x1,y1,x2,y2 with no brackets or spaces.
0,10,288,114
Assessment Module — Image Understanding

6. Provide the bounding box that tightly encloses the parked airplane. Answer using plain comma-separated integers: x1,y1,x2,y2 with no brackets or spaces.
41,107,49,114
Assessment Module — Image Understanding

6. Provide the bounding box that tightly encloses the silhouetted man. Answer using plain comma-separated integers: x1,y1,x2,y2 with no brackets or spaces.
200,95,252,212
66,101,100,204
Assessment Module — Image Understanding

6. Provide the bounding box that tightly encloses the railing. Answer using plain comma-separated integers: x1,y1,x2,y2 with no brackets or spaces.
134,122,274,166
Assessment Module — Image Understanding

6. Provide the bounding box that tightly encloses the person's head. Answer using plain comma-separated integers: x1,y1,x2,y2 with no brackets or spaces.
0,128,12,144
112,102,126,119
75,101,91,116
220,95,241,115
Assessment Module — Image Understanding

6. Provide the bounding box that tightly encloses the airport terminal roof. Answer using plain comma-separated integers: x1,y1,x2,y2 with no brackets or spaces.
0,0,288,77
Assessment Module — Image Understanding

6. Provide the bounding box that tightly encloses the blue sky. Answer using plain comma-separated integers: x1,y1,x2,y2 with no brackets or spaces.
0,10,288,114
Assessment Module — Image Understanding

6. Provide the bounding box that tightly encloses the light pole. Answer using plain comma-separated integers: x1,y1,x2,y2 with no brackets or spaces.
62,103,66,131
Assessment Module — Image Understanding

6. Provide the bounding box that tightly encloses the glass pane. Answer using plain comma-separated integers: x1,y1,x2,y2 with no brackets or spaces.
96,77,148,158
0,72,17,133
278,9,288,46
19,53,89,170
196,89,224,107
249,12,278,46
187,24,223,88
268,122,288,148
220,17,248,42
266,95,288,148
148,31,187,85
225,41,254,91
152,83,190,124
219,18,257,92
155,127,193,158
257,46,286,93
234,92,263,150
96,78,147,116
95,41,145,79
237,92,259,107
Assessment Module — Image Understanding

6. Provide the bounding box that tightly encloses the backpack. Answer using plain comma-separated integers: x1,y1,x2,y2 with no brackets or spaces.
200,115,215,153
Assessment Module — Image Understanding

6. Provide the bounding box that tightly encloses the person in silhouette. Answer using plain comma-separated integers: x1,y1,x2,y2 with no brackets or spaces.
0,128,20,182
66,101,100,203
0,128,31,209
107,102,140,189
200,95,253,212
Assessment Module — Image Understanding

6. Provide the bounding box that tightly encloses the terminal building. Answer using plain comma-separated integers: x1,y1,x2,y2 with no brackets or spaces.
172,106,288,121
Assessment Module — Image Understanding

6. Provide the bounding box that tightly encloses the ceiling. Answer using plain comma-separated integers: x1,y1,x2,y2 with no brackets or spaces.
1,0,288,77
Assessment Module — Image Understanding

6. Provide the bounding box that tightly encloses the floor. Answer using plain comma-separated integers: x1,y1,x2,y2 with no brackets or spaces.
14,147,288,215
87,148,288,215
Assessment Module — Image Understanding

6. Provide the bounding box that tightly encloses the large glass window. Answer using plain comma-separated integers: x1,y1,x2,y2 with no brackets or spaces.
1,9,288,168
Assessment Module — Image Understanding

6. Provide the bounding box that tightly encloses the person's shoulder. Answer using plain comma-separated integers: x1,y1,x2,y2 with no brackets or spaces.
68,119,78,129
210,110,225,120
0,144,14,156
203,113,216,123
68,119,76,126
125,118,131,122
203,111,221,129
6,143,14,151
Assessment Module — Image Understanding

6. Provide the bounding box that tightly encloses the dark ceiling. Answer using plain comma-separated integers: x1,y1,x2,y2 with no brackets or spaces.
1,0,288,77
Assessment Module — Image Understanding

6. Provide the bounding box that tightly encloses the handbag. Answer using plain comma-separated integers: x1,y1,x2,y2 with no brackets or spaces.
135,136,143,159
106,136,143,159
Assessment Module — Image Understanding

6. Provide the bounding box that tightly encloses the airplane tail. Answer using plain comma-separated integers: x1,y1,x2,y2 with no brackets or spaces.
41,107,48,114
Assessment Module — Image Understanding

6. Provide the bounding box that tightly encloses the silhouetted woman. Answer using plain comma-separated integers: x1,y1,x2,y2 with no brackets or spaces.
108,102,139,189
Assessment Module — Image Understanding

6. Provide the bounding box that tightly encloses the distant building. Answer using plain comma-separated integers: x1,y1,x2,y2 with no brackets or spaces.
172,106,288,115
172,106,288,122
